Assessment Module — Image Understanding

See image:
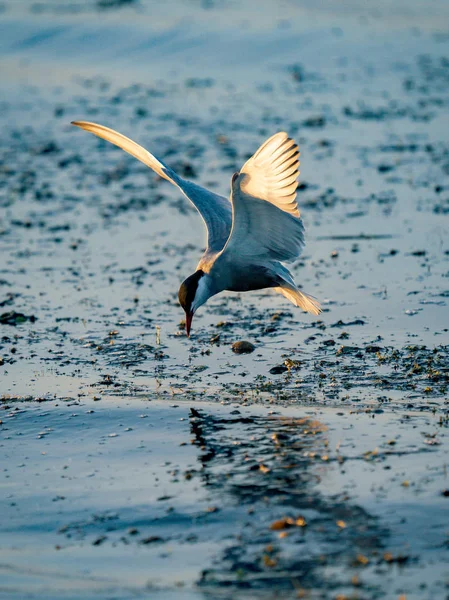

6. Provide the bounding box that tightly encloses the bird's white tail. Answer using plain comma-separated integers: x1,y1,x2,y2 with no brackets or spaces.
274,284,321,315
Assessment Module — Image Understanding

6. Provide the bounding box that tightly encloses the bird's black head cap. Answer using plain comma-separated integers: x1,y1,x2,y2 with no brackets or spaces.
178,270,204,314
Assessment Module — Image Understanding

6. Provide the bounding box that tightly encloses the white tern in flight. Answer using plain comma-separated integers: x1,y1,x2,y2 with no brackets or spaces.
72,121,321,336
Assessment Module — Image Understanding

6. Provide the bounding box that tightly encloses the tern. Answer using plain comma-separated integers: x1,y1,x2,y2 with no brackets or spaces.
72,121,321,336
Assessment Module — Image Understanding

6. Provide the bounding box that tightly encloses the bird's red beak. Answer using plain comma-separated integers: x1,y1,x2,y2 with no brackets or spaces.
185,312,193,338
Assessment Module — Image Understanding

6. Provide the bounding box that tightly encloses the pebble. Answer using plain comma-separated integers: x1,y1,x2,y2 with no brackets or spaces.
269,364,288,375
232,341,255,354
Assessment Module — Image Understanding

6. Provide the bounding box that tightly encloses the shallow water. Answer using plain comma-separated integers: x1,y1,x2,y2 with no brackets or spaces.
1,0,449,598
1,397,448,599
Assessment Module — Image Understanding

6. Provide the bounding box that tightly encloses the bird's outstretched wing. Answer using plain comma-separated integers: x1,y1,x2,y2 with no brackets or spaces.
71,121,232,253
239,131,300,216
219,132,304,263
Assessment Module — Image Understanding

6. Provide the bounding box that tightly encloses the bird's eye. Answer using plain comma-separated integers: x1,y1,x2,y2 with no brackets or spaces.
232,172,239,184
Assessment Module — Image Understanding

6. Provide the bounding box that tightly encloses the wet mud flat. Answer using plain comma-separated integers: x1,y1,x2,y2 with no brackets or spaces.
1,7,449,405
1,0,449,598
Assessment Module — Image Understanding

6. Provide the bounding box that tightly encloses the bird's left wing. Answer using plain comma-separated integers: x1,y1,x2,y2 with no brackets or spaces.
71,121,232,253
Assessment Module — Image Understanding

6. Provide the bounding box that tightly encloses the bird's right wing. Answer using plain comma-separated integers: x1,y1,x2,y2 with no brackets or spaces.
239,131,300,216
218,131,305,264
71,121,232,253
220,187,305,263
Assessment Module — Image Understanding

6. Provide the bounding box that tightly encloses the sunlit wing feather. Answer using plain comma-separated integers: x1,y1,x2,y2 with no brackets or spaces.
219,132,304,264
239,131,300,217
71,121,232,253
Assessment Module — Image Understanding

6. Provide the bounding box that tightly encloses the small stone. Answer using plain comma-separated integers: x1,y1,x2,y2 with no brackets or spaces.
92,535,107,546
269,364,288,375
378,164,394,173
140,536,164,545
232,341,255,354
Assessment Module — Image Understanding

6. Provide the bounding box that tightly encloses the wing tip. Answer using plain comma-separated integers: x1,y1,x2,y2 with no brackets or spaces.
273,131,289,139
71,120,93,130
